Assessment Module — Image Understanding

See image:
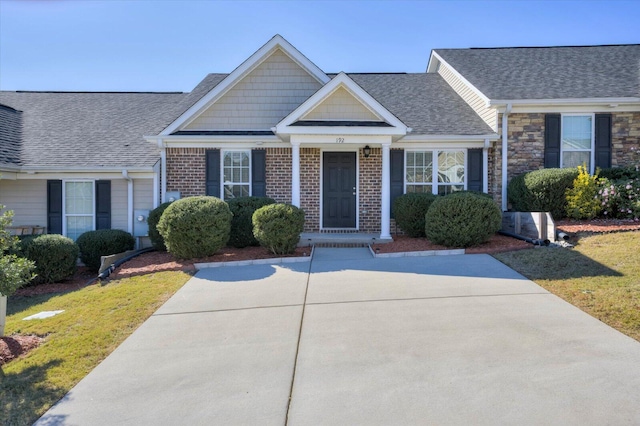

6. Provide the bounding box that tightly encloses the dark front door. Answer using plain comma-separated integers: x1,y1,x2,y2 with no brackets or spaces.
323,152,357,228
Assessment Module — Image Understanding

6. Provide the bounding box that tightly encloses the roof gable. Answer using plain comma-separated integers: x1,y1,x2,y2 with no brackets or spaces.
300,86,381,121
162,35,329,135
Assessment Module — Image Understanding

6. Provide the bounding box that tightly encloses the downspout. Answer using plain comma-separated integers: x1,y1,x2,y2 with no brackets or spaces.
158,138,167,203
501,103,512,211
122,170,134,235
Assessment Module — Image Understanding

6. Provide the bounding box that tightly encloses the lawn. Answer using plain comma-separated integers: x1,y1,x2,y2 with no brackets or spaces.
494,231,640,342
0,270,191,426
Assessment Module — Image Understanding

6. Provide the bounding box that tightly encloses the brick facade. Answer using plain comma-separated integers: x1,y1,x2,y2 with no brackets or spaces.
166,147,206,197
300,148,321,232
358,147,382,232
265,147,292,203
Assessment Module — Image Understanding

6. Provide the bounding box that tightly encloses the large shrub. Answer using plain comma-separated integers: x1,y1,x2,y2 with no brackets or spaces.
598,178,640,219
0,207,35,297
565,165,602,220
598,166,640,182
508,168,579,219
393,193,437,237
20,234,79,284
147,202,172,251
425,192,502,248
227,196,276,248
157,196,232,259
76,229,135,272
252,204,305,255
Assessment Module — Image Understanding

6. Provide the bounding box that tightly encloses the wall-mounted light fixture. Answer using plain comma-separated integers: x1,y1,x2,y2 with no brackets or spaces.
137,215,146,222
363,145,371,158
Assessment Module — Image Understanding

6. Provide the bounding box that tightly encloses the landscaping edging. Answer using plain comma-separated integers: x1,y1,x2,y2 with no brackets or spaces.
369,246,465,258
194,246,314,270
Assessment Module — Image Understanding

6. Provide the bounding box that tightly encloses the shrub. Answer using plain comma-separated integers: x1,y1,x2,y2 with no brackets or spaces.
76,229,135,272
147,202,172,251
565,165,602,220
598,166,640,181
21,234,79,284
227,196,276,248
508,168,579,219
598,178,640,220
157,196,232,259
425,192,502,248
0,206,35,297
393,193,438,237
252,204,305,255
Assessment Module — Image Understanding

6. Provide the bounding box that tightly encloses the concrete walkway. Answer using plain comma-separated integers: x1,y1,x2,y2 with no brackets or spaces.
37,248,640,425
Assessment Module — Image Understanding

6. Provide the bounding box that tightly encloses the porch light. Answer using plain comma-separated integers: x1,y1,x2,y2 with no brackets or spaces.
137,215,146,222
363,145,371,158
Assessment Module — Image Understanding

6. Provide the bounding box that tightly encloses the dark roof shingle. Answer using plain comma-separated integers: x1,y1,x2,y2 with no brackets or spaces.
0,104,22,166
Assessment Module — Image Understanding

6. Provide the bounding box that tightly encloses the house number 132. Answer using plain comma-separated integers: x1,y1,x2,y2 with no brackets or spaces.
336,137,345,143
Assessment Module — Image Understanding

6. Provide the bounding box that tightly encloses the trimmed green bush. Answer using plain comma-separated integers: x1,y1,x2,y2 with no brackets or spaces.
76,229,135,272
227,196,276,248
425,192,502,248
252,204,305,255
21,234,79,284
508,168,579,219
598,166,640,181
157,196,232,259
393,193,438,237
566,165,601,219
147,202,172,251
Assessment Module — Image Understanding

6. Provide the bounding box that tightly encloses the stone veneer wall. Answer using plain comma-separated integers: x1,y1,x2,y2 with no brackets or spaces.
300,148,320,232
166,147,206,197
359,147,382,233
265,147,292,203
612,112,640,166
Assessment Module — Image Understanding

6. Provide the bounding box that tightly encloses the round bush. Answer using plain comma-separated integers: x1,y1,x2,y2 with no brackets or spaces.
21,234,79,284
393,193,437,237
252,204,305,255
227,196,276,248
425,192,502,248
157,196,232,259
147,202,172,251
508,168,579,219
76,229,135,272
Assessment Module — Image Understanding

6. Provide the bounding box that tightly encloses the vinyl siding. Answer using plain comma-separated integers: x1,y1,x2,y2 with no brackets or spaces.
0,179,47,227
111,179,128,232
185,49,323,130
302,87,380,121
133,179,153,210
438,62,497,131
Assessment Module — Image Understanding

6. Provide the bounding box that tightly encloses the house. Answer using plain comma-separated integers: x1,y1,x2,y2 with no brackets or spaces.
1,35,639,243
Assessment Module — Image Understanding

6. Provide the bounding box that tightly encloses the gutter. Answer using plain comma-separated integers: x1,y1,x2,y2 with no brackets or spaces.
501,103,512,211
121,170,134,235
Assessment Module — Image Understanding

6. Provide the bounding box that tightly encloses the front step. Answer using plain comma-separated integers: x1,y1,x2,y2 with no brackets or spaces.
298,233,392,248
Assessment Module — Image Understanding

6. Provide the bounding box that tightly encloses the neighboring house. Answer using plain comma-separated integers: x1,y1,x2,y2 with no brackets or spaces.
1,35,639,242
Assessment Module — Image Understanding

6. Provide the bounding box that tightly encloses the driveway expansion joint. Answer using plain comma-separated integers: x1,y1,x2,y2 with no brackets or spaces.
152,303,304,317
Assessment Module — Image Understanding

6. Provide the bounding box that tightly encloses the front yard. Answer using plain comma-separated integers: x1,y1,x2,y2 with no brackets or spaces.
495,231,640,342
0,271,191,426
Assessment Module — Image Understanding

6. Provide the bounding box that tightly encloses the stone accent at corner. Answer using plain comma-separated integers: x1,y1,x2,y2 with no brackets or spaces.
612,112,640,167
506,113,545,178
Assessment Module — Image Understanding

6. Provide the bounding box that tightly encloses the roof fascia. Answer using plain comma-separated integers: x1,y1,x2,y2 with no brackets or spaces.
401,133,500,142
160,35,330,136
426,51,439,73
276,72,407,135
430,51,492,106
489,97,640,108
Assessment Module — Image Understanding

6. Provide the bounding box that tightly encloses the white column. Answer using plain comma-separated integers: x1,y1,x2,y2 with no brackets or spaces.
380,142,391,239
483,138,489,194
159,138,167,203
291,141,301,207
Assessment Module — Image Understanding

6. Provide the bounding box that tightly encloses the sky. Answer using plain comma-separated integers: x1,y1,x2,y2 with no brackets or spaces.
1,0,639,92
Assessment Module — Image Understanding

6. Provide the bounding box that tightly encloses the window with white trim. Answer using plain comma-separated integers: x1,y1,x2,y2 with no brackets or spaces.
64,181,94,240
222,150,251,200
405,150,465,195
561,114,594,170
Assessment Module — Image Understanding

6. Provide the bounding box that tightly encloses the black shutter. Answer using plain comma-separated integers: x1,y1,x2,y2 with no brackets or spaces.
95,180,111,230
467,149,483,192
594,113,612,169
390,149,404,218
544,114,561,168
206,149,220,197
47,180,63,234
251,149,267,197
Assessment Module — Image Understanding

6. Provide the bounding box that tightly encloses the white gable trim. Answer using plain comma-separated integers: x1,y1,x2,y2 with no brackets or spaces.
160,35,330,136
428,51,492,106
276,72,407,136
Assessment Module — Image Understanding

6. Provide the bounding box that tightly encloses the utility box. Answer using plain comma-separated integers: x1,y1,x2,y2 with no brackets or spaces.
165,191,181,202
501,212,556,241
134,209,150,237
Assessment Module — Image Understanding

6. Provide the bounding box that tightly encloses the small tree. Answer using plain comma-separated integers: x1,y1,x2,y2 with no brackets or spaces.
0,206,36,336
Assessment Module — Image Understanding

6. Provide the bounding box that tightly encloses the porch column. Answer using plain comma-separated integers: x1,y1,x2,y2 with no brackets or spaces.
483,138,489,193
380,142,391,239
291,141,301,207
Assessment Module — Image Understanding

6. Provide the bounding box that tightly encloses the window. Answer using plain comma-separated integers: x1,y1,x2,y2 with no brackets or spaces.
561,115,594,171
222,150,250,200
64,181,94,240
405,150,465,195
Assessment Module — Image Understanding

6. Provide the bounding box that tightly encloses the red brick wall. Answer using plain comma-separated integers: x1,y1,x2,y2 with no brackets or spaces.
359,147,381,232
166,147,206,197
265,148,292,203
300,148,320,232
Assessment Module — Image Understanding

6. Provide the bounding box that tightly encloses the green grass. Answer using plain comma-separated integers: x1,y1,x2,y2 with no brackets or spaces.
494,231,640,342
0,271,191,426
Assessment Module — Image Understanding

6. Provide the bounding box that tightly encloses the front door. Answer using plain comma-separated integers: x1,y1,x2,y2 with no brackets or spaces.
323,152,357,228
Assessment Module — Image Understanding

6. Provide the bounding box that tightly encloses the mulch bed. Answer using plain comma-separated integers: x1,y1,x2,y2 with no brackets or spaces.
1,335,45,366
556,218,640,234
372,233,532,255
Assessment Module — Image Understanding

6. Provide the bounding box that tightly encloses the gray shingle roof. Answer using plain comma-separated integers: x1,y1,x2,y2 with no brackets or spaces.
0,104,22,166
0,91,186,169
349,73,495,135
434,44,640,100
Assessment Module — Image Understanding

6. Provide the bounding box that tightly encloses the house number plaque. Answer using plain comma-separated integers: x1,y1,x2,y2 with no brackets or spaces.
336,137,345,143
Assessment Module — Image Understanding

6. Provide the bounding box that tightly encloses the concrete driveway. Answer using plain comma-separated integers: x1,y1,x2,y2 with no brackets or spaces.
37,248,640,425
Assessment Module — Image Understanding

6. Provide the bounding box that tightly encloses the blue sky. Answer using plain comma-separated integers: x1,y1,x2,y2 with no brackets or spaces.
1,0,638,92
